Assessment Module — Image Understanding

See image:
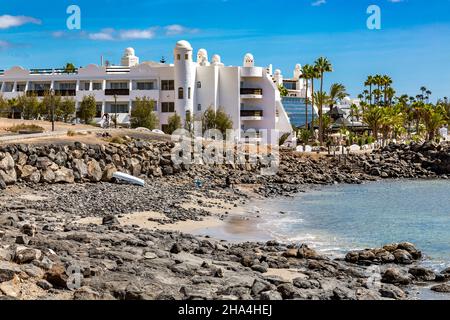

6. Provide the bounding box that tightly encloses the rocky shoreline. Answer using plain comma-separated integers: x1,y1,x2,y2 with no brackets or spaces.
0,139,449,300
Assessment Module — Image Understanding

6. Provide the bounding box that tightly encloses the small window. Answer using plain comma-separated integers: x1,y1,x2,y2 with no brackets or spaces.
185,54,189,60
178,87,184,99
197,81,201,89
161,80,174,91
162,102,175,113
197,104,202,111
177,54,181,60
92,83,102,90
188,87,191,99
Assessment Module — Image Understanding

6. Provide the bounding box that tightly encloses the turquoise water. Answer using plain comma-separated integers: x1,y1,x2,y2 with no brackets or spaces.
253,180,450,271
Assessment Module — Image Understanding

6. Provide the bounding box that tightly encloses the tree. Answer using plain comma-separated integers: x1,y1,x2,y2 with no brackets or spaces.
301,64,316,129
79,95,97,124
328,83,348,112
58,97,76,122
422,104,446,141
0,95,9,117
363,105,383,140
365,76,375,107
278,85,289,97
41,91,62,120
130,97,158,129
23,94,40,120
314,57,333,145
201,106,233,136
64,63,76,74
166,113,182,134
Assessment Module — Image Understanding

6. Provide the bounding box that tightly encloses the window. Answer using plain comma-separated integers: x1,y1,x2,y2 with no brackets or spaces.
16,83,26,92
188,87,191,99
59,83,76,90
92,83,102,90
161,102,175,113
80,82,90,91
105,103,129,113
110,82,128,89
177,54,181,60
197,81,201,89
136,82,154,90
185,54,189,60
161,80,174,91
3,83,13,92
197,104,202,111
178,87,184,99
96,103,103,118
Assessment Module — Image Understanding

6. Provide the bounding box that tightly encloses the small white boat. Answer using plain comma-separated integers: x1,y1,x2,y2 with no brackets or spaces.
112,172,145,187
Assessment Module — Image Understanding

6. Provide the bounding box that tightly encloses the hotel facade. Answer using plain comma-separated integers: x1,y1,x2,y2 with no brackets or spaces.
0,40,311,143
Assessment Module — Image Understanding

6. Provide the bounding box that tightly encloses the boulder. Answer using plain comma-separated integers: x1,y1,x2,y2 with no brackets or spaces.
408,267,436,281
41,168,56,183
44,264,68,289
87,160,102,182
72,159,88,179
431,283,450,293
54,167,75,184
382,268,413,285
297,244,322,260
0,261,21,283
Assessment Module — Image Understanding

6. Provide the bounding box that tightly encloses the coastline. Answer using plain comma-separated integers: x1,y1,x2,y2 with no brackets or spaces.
0,140,449,300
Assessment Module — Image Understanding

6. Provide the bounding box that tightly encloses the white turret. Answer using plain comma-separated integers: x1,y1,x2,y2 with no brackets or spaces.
294,64,302,79
121,47,139,67
211,54,224,66
243,53,254,67
197,49,209,66
274,69,283,86
174,40,195,122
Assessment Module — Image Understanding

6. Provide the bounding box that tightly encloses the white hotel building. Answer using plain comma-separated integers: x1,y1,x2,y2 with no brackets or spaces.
0,40,296,143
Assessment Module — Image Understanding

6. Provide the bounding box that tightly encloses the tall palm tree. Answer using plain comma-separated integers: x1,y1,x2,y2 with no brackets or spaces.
364,76,374,107
328,83,348,113
373,74,383,104
314,57,333,145
420,86,427,101
382,75,393,106
301,64,314,129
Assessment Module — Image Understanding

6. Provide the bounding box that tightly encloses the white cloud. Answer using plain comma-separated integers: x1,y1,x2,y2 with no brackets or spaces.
88,28,115,41
311,0,326,6
165,24,199,36
0,15,41,29
388,0,404,2
119,28,155,40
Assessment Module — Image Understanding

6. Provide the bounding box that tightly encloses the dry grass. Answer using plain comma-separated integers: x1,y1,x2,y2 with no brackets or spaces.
8,123,45,134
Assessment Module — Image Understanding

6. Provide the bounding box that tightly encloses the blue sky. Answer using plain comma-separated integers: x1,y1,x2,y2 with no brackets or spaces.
0,0,449,100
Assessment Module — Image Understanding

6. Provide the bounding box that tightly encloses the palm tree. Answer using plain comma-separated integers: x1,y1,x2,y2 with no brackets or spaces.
425,90,432,103
422,104,446,141
382,75,393,106
420,86,427,101
364,76,374,107
301,64,314,129
362,105,383,141
314,57,333,145
328,83,348,113
373,74,383,104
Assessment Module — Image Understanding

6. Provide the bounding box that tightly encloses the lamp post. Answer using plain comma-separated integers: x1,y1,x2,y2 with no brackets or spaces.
114,94,117,129
50,89,55,132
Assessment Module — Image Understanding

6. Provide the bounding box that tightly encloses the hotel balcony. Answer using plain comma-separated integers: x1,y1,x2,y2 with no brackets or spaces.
105,89,130,96
240,88,263,99
26,90,47,97
241,110,264,120
55,89,76,96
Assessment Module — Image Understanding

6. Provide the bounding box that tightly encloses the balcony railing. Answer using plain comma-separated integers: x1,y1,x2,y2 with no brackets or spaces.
55,89,76,96
26,90,48,97
241,110,264,117
240,88,263,95
105,89,130,96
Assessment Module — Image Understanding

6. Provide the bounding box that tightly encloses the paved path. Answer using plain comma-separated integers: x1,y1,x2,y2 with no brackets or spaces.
0,128,107,143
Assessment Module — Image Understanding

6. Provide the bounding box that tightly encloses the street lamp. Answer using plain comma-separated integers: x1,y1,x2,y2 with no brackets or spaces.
49,89,55,132
114,93,117,129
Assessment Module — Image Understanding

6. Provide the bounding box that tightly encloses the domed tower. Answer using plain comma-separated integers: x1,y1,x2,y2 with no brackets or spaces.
243,53,255,67
197,49,209,66
174,40,195,121
121,47,139,67
273,69,283,86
